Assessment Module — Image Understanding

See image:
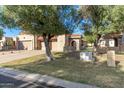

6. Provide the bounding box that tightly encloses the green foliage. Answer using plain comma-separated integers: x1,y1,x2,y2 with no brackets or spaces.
80,6,124,37
80,6,107,33
79,6,124,44
105,6,124,33
78,6,108,46
0,28,4,39
3,6,77,35
84,31,96,44
6,38,14,46
0,7,4,39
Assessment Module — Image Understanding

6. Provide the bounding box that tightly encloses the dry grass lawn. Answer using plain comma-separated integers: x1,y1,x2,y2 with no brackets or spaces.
0,52,124,88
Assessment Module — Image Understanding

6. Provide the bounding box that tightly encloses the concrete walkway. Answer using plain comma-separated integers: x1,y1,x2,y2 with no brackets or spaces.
0,50,44,64
0,67,97,88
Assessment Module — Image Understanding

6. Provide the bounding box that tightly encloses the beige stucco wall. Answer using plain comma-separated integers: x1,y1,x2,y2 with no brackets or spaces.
41,42,45,51
51,42,58,51
55,35,65,52
41,35,66,52
41,35,82,52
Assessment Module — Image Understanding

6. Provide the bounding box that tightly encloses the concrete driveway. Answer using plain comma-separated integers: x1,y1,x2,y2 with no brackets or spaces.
0,50,44,64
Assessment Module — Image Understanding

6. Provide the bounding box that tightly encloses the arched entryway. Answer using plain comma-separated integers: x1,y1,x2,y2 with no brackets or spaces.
70,40,76,50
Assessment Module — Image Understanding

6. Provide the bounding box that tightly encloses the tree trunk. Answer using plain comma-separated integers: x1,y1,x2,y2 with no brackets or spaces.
93,26,102,63
34,34,38,50
43,33,55,61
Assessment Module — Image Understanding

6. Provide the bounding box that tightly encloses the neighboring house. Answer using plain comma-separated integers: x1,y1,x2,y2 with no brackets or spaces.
97,32,124,53
0,37,17,50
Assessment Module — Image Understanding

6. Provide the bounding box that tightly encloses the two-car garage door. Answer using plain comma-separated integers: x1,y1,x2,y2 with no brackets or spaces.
18,40,33,50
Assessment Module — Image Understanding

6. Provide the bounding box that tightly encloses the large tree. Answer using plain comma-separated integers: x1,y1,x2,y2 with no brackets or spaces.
79,6,124,45
79,6,109,49
3,5,77,61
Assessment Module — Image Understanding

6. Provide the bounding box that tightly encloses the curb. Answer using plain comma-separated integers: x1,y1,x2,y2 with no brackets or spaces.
0,67,97,88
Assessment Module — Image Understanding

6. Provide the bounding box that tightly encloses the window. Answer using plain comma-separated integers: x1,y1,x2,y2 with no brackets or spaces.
109,39,115,47
100,40,106,47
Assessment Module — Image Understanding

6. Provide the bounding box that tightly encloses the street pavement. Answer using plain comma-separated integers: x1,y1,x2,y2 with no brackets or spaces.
0,74,63,88
0,50,44,64
0,74,27,88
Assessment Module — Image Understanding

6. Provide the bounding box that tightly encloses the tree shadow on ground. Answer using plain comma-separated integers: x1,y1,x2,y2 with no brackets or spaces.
2,52,124,88
53,51,80,59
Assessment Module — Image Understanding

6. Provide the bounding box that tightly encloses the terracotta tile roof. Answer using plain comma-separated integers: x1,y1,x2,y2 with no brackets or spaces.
38,36,57,42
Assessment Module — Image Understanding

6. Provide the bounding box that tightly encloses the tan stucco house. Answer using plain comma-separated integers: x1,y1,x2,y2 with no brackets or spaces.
37,34,83,52
16,32,84,52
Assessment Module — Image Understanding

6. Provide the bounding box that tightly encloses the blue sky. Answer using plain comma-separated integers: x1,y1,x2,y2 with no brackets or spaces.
74,28,83,34
4,28,83,37
4,28,21,37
